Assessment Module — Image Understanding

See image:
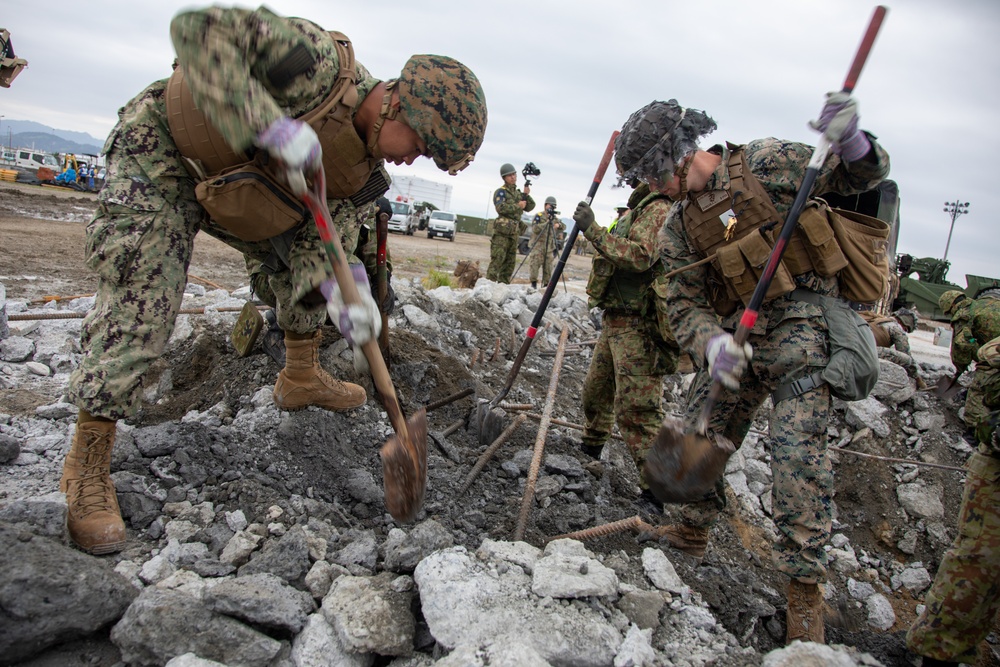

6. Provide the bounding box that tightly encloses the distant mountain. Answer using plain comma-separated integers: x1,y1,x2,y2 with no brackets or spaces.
1,119,104,155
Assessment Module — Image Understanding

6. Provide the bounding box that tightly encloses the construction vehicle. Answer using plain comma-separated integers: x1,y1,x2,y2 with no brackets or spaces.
892,255,1000,321
1,29,28,88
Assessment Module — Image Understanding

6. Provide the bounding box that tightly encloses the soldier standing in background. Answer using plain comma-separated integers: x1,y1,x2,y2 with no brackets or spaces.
60,4,487,556
572,179,680,475
939,288,1000,429
487,162,534,283
907,335,1000,666
527,195,564,289
621,95,889,644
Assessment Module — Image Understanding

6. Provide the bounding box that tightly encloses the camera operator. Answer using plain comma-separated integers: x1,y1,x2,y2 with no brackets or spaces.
528,196,564,288
487,162,535,283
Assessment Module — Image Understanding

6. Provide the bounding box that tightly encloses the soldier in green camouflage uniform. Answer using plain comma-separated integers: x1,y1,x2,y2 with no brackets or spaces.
527,196,564,288
861,308,925,386
487,163,534,283
573,181,679,473
614,98,889,644
60,5,487,556
940,289,1000,429
907,336,1000,666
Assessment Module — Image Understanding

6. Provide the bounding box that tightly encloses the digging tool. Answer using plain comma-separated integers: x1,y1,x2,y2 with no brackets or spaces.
934,370,964,399
645,6,889,505
477,130,620,445
302,171,427,522
375,203,391,369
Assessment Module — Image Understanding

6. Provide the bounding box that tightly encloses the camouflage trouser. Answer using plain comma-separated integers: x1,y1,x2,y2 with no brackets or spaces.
486,233,517,284
582,313,673,474
964,370,990,430
66,79,365,421
529,248,553,285
907,452,1000,663
677,316,833,584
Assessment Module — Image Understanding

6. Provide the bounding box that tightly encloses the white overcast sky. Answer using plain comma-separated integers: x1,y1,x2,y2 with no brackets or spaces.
3,0,998,286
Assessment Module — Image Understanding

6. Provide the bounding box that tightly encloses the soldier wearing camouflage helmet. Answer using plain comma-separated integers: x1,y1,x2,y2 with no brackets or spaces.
61,5,487,556
598,96,890,645
488,162,534,283
940,288,1000,429
908,334,1000,665
527,196,565,288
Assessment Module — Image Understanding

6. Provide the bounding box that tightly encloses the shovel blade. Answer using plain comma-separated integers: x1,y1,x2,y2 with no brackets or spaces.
934,374,964,399
476,401,506,447
643,418,736,504
380,408,428,522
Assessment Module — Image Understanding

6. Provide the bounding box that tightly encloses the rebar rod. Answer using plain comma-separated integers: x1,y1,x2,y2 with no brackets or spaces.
423,388,474,414
8,305,265,321
458,413,527,495
830,446,964,472
546,515,646,543
514,326,570,541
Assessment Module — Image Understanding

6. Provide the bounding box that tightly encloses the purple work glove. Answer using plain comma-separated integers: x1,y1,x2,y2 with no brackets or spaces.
705,333,752,391
808,91,871,162
256,117,322,195
320,264,382,348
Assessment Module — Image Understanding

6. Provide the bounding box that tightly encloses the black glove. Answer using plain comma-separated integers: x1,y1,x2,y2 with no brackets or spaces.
573,202,595,232
376,196,392,224
372,273,396,316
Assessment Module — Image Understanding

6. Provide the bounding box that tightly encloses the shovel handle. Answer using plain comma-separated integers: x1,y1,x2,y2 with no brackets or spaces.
695,6,888,434
303,173,409,438
375,208,391,367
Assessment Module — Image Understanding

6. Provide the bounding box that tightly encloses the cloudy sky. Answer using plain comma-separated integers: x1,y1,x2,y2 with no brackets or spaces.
4,0,998,286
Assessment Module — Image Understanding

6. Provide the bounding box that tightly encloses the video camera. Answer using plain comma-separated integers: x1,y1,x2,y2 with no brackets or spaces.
522,162,541,187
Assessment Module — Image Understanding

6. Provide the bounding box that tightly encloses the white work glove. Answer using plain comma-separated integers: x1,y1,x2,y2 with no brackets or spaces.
705,333,753,391
321,264,382,349
256,117,322,196
808,91,871,162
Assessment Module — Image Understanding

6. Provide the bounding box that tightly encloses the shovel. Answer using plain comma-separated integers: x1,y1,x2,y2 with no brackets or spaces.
302,172,427,522
375,202,391,369
935,371,964,399
477,130,620,445
645,5,889,504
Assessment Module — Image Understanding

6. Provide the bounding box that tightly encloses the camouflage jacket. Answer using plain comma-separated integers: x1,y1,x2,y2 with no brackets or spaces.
493,182,534,235
169,6,380,153
528,210,564,255
658,137,890,360
950,294,1000,370
585,192,673,312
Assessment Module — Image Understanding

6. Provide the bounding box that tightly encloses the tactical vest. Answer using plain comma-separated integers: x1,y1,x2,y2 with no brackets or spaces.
859,311,895,347
165,31,384,205
681,144,847,315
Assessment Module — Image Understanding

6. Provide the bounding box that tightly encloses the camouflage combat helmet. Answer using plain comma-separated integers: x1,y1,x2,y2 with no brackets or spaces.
500,163,516,177
396,55,487,175
614,99,717,187
893,308,918,333
544,196,557,207
938,290,967,315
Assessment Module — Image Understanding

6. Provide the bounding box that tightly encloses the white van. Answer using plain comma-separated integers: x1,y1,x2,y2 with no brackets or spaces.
427,210,456,242
15,149,60,171
387,200,416,235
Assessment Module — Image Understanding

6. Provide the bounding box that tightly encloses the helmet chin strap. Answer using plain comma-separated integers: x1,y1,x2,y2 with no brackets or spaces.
367,80,399,161
675,153,694,200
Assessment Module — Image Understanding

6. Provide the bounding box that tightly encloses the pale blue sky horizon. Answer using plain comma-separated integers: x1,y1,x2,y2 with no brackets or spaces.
4,0,998,286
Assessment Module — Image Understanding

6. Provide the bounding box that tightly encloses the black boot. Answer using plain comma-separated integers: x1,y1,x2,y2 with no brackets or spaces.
262,310,286,366
531,281,537,289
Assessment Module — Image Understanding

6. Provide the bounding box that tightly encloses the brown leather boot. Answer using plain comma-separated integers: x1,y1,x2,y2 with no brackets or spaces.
273,331,366,411
786,579,825,644
638,522,709,558
60,419,126,555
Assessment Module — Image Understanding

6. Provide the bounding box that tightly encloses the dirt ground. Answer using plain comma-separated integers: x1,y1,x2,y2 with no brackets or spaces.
2,180,997,666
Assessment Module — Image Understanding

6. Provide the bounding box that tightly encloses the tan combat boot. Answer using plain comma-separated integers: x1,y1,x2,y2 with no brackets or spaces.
60,419,127,555
639,522,710,558
786,578,825,644
273,330,366,411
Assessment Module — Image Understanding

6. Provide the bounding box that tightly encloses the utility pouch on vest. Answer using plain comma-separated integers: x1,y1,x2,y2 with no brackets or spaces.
797,202,849,277
716,232,795,307
829,208,890,305
195,161,307,242
781,289,880,402
586,256,615,304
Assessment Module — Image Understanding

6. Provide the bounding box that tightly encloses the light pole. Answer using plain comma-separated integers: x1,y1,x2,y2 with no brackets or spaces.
942,199,970,264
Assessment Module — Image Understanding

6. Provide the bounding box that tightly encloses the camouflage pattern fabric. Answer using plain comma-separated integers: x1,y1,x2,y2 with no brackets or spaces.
528,210,563,285
582,315,672,474
949,295,1000,428
487,182,534,283
67,7,383,421
658,137,890,584
860,312,921,379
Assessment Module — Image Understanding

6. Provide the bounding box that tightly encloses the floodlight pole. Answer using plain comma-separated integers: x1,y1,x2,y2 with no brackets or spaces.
942,199,970,264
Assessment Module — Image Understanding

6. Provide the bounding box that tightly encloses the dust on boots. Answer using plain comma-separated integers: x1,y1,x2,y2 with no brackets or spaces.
273,330,366,411
61,419,126,555
786,578,825,644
